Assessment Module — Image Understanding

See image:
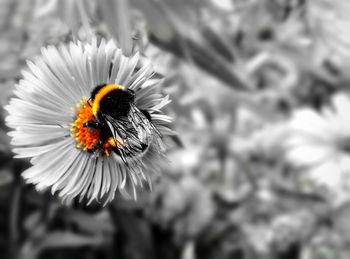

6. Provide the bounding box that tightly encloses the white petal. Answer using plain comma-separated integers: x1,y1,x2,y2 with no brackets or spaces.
13,137,67,158
307,157,342,189
22,138,77,181
290,109,329,136
88,158,103,204
58,152,90,198
332,93,350,122
286,145,334,167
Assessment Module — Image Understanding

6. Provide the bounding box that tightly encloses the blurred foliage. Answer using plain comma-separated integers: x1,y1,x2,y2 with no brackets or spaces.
1,0,350,259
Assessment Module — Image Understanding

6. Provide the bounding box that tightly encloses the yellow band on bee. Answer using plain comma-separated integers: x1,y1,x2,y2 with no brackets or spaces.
92,84,124,116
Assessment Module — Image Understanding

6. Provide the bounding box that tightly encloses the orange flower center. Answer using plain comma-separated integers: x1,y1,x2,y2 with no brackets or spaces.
70,98,116,156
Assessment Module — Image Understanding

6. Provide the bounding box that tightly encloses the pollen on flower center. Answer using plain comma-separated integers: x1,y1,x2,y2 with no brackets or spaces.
70,98,115,156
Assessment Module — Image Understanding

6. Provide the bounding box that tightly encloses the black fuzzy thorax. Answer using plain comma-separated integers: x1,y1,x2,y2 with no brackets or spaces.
98,89,135,119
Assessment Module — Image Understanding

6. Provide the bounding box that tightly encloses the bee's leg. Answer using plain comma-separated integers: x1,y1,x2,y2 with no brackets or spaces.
113,147,128,165
91,141,105,157
83,120,100,129
140,109,152,121
141,143,148,151
92,142,102,151
126,88,135,97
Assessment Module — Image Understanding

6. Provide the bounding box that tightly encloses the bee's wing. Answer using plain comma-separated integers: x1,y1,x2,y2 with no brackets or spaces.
102,106,159,164
103,117,130,164
128,104,160,143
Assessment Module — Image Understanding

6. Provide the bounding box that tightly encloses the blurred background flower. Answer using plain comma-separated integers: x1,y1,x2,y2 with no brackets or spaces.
284,92,350,205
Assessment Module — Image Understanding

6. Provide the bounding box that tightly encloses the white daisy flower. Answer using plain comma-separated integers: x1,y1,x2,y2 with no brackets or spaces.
5,38,172,205
284,93,350,202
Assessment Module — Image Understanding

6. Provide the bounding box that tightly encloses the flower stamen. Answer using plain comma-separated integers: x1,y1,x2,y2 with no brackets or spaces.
70,99,115,156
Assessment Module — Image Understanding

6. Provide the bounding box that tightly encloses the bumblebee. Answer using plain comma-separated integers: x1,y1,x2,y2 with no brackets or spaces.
84,84,159,163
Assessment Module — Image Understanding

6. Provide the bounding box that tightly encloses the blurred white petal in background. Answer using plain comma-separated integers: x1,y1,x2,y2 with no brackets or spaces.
285,93,350,204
